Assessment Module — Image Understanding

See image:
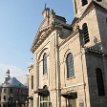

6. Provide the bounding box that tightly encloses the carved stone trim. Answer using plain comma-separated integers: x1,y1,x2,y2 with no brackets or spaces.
31,22,72,53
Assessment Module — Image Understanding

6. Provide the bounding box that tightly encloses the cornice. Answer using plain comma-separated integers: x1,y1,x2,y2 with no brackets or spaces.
31,24,54,53
84,46,107,57
31,22,71,53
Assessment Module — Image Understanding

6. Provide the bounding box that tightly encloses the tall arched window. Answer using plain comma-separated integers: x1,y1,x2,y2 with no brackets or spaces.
82,0,88,6
82,23,90,44
43,53,47,75
96,68,105,96
66,53,74,78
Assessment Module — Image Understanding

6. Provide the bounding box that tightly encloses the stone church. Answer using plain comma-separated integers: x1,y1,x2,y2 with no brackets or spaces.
28,0,107,107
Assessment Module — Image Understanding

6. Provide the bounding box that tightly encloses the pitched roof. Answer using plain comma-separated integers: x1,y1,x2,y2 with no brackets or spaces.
2,77,26,88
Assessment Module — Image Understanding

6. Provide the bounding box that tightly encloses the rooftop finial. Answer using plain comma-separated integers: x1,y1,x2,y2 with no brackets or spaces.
45,3,47,10
5,69,10,82
6,69,10,76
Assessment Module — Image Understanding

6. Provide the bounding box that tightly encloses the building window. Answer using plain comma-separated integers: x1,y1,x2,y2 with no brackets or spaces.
3,104,6,107
43,53,47,75
31,75,34,89
82,0,88,6
10,88,13,93
3,96,6,101
68,99,76,107
96,68,105,96
66,53,74,78
82,23,90,44
40,86,49,107
40,96,49,107
4,88,6,93
106,18,107,23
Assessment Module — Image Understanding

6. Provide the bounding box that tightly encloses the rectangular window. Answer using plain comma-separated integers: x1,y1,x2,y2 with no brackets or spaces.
68,99,76,107
40,96,49,107
10,88,13,93
4,88,6,93
4,96,6,101
31,76,34,89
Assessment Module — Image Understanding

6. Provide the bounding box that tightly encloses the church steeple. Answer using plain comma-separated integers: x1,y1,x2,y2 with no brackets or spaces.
73,0,91,17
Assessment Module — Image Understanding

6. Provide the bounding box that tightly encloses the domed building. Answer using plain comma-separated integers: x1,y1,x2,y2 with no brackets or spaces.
0,70,28,107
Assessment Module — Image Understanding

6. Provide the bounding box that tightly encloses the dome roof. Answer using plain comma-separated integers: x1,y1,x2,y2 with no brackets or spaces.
2,77,26,88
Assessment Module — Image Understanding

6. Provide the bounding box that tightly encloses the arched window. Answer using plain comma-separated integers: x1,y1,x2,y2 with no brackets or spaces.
82,23,90,44
96,68,105,96
82,0,88,6
66,53,74,78
43,53,47,75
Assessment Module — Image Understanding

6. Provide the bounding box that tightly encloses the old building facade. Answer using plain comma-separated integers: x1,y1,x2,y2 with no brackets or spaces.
0,70,28,107
29,0,107,107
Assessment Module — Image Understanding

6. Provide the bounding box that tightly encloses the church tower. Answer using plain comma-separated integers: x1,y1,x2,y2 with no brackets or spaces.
73,0,103,17
72,0,107,51
73,0,91,17
72,0,107,107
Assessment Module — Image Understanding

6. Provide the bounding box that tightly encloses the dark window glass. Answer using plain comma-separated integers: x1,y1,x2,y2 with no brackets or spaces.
31,76,34,89
3,96,6,100
82,0,88,6
40,96,49,107
4,88,6,93
106,18,107,23
66,53,74,78
82,23,90,44
43,53,47,75
3,104,6,107
10,88,13,93
96,68,105,96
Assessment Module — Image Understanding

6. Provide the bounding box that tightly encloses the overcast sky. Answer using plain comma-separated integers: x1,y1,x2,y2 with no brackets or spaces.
0,0,74,84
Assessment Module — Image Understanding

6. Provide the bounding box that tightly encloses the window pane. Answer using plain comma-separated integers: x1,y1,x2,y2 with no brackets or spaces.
66,53,74,78
82,23,90,44
43,53,47,74
68,99,76,107
31,76,34,89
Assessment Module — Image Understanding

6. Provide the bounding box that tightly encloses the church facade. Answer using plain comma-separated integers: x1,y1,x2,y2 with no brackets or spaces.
28,0,107,107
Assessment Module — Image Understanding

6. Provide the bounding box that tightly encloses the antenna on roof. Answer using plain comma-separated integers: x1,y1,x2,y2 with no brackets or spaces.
45,3,47,9
5,69,10,82
6,69,10,77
